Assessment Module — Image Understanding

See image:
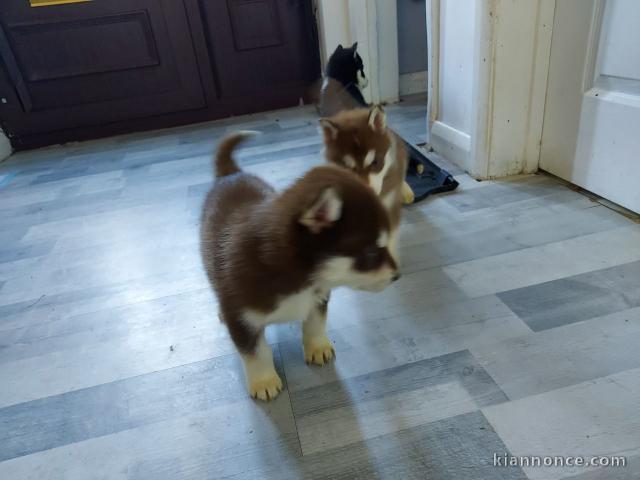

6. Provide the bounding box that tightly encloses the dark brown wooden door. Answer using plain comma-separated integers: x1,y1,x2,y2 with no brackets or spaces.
199,0,320,115
0,0,320,149
0,0,206,146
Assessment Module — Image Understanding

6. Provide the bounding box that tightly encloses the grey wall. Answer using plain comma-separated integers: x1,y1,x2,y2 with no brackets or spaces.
397,0,428,74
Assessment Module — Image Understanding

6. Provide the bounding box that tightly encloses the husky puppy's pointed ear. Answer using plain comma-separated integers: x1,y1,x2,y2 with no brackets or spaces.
336,44,344,51
351,42,359,58
319,118,339,140
299,187,343,233
368,105,387,132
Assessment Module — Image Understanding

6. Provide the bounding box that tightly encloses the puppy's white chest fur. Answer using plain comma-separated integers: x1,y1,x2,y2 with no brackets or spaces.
245,287,326,328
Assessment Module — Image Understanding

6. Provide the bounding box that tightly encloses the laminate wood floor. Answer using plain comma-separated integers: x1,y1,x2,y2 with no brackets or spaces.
1,95,639,479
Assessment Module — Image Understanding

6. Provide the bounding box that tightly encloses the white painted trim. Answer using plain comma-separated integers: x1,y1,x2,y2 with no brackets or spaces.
348,0,399,104
523,0,556,174
374,0,399,103
583,0,605,92
430,120,471,169
432,121,471,153
426,0,554,177
349,0,376,102
425,0,440,136
469,0,494,178
469,0,555,179
315,0,351,65
399,70,428,96
0,130,11,162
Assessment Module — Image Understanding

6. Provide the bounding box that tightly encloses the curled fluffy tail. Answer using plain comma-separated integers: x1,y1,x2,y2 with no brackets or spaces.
214,131,258,178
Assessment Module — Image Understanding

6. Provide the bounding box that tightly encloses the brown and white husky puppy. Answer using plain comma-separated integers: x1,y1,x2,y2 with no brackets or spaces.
200,132,400,401
319,106,409,258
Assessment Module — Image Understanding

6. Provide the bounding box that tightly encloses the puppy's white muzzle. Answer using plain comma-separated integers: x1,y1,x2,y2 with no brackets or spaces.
357,70,368,89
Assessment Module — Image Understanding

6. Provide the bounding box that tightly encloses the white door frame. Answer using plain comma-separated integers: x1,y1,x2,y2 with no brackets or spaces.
426,0,556,179
425,0,439,136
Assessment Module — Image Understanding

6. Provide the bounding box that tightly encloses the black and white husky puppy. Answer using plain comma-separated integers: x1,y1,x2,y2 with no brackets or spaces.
321,42,368,111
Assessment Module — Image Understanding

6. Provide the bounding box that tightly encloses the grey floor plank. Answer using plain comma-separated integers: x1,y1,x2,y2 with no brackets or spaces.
0,240,56,264
0,287,229,409
0,392,300,480
442,175,563,213
0,288,221,363
0,350,290,463
483,368,640,480
471,306,640,400
289,350,507,455
0,409,527,480
401,201,629,274
261,411,529,480
498,260,640,331
277,294,529,393
398,188,600,248
444,225,640,298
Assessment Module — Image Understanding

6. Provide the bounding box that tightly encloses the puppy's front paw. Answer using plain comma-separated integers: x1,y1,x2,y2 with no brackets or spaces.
401,181,415,205
304,337,335,366
248,371,283,401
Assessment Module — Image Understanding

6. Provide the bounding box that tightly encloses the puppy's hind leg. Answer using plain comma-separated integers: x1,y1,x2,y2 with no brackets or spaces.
303,295,335,366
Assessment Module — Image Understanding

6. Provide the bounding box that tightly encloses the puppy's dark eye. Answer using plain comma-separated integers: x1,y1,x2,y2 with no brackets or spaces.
364,247,380,259
369,156,384,170
356,246,383,271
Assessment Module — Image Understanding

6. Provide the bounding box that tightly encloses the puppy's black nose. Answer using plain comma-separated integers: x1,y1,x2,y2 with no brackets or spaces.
392,273,401,282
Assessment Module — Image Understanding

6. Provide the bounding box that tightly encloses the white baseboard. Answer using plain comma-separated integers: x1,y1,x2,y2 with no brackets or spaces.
429,120,471,170
0,130,11,162
399,71,427,96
